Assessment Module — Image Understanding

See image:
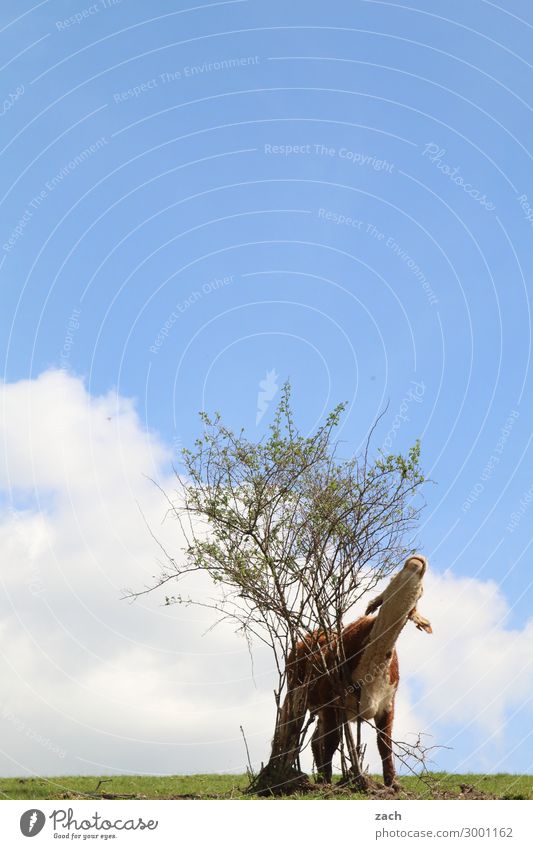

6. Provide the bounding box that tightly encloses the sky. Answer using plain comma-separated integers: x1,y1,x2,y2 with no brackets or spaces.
0,0,532,782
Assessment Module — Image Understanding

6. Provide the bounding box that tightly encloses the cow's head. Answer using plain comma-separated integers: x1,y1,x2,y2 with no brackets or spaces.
404,553,428,576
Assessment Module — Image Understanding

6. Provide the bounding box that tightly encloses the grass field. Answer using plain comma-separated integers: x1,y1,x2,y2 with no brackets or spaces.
0,773,530,800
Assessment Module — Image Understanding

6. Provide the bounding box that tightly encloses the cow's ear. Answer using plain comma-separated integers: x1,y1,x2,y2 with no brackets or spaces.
365,595,382,615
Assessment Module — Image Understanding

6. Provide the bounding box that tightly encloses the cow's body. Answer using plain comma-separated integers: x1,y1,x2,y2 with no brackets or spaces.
288,615,399,785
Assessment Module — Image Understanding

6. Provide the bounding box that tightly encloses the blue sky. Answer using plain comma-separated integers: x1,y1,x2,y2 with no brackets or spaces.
0,0,532,779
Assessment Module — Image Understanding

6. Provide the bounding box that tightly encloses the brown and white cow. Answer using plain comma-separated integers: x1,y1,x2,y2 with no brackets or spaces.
288,555,432,786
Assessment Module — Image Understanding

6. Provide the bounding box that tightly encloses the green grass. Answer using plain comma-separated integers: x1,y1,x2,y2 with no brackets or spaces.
0,773,530,800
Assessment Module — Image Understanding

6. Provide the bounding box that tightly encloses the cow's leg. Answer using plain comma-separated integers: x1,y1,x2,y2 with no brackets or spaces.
375,703,399,789
311,707,341,783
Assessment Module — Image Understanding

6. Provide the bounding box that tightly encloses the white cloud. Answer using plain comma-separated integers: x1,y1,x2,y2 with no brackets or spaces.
0,370,531,778
384,571,533,774
401,572,533,731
